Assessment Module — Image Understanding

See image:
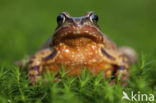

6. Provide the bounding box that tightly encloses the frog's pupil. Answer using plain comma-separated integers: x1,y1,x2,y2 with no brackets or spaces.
57,14,65,25
93,15,98,22
92,14,98,23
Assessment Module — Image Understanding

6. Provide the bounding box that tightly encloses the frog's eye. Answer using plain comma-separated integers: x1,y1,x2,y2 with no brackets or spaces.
57,14,66,25
89,13,98,24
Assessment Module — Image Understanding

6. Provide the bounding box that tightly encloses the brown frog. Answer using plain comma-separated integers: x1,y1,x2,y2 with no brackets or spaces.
19,11,136,85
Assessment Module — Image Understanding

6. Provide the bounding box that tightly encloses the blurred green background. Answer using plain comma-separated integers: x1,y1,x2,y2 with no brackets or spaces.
0,0,156,66
0,0,156,103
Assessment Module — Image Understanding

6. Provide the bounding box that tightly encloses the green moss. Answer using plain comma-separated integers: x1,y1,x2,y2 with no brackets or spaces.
0,57,155,103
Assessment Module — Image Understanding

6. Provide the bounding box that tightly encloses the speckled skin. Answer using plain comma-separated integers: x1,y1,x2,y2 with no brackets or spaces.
28,11,136,85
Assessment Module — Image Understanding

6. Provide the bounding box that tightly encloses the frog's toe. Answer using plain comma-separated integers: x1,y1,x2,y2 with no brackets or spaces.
14,58,29,67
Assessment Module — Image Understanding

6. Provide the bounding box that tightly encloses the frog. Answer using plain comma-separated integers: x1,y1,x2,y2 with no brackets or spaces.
17,11,137,85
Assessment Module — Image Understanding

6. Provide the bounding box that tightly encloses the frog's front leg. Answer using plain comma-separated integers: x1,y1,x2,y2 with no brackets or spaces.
115,66,129,86
28,48,57,84
108,65,129,86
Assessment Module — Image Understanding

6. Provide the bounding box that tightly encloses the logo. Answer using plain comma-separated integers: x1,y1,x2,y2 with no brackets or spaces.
122,91,154,102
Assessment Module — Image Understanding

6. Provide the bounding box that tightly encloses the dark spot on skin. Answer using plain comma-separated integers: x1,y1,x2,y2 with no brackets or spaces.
112,65,126,78
109,65,118,80
29,66,39,70
29,61,33,64
43,48,57,61
118,66,125,70
29,74,35,77
101,48,115,60
113,65,125,70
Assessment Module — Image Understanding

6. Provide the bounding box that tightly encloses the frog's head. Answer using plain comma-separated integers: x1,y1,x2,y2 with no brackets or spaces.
52,11,104,46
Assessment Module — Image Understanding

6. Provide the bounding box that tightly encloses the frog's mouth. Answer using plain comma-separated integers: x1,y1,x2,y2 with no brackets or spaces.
52,26,104,46
61,34,98,46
